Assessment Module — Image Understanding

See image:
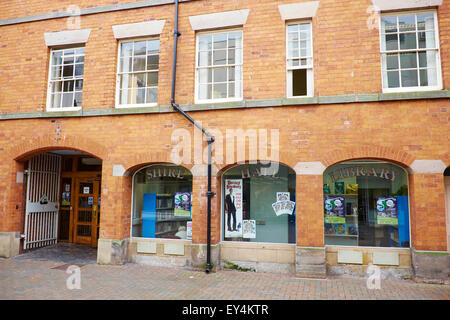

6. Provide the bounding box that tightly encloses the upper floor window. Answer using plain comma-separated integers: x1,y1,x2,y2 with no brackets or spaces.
380,11,442,92
116,38,159,107
195,30,243,103
47,47,84,111
286,22,313,97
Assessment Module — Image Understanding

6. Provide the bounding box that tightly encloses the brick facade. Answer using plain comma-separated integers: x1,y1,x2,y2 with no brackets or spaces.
0,0,449,277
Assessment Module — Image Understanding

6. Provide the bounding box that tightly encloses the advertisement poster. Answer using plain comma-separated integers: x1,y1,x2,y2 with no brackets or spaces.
174,192,191,217
324,196,346,223
224,179,243,238
376,197,398,225
272,200,295,216
186,221,192,240
242,220,256,239
277,192,290,201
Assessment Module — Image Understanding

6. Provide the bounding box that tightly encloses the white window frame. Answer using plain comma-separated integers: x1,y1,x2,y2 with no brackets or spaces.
46,46,84,112
286,20,314,98
195,28,244,104
115,37,160,108
379,10,443,93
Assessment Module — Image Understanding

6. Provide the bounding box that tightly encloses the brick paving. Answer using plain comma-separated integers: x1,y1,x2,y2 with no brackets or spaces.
0,244,449,300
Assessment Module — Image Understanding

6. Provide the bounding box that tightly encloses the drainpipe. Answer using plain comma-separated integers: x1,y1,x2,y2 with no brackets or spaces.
170,0,215,273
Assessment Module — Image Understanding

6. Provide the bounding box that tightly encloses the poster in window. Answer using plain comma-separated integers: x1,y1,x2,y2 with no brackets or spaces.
242,220,256,239
324,196,345,223
174,192,191,217
224,179,243,238
186,221,192,240
376,197,398,225
272,200,296,216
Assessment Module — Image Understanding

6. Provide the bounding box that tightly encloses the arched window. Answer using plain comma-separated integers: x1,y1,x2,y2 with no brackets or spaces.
222,162,296,244
132,164,192,239
323,160,410,248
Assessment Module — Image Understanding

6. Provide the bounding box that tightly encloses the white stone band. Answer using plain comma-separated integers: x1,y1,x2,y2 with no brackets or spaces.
278,1,320,21
371,0,442,11
112,20,166,39
44,28,92,47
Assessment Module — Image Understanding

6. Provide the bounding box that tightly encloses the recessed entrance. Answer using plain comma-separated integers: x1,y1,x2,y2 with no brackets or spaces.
23,150,102,252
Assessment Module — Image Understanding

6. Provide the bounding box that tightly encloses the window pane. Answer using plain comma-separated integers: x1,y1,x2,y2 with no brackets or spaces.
384,34,398,51
292,69,307,96
213,83,227,99
64,49,74,56
288,32,298,42
120,89,128,105
213,33,227,49
147,72,158,87
199,84,212,100
121,42,133,57
228,49,235,64
74,64,84,77
198,51,212,67
386,54,399,70
63,80,74,92
147,55,159,70
62,65,74,78
136,88,145,104
120,74,131,90
75,56,84,63
288,41,299,58
387,71,400,88
75,48,85,55
401,70,418,87
51,66,62,80
147,40,159,55
228,82,235,98
134,73,146,88
213,68,227,82
287,24,298,33
120,57,132,73
63,56,74,65
62,92,74,107
74,92,82,107
228,32,242,48
52,51,63,65
133,56,146,71
213,50,226,66
381,16,397,33
400,52,417,69
51,93,61,108
419,69,429,86
398,14,416,32
417,13,434,31
399,33,417,50
134,41,146,55
199,35,212,50
75,79,83,90
199,68,212,84
146,87,158,103
418,31,435,49
51,81,62,93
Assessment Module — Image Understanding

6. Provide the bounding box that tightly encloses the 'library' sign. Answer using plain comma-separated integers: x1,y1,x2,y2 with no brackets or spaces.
328,166,397,182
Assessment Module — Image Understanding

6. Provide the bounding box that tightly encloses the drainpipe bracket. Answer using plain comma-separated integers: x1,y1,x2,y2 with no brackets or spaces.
206,191,216,197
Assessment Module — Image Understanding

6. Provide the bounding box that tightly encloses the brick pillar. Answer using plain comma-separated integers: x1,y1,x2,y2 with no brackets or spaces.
409,171,449,282
190,165,220,270
97,162,131,265
294,161,327,278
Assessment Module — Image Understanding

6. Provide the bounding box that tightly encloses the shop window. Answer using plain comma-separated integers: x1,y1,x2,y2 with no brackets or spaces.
380,11,442,92
132,164,193,240
195,29,243,103
286,22,313,97
222,163,296,244
47,47,85,110
116,38,160,107
323,160,410,248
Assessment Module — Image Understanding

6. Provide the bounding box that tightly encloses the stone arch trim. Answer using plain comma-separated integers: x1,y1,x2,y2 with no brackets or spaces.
442,152,450,168
216,159,296,176
321,145,416,169
9,134,109,161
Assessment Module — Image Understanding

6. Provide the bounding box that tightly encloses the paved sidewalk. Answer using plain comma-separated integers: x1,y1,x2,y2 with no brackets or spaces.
1,249,449,300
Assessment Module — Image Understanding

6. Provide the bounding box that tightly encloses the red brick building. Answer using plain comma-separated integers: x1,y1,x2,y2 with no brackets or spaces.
0,0,449,281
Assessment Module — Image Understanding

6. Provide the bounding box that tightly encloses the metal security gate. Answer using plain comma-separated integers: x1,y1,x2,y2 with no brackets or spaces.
24,153,61,250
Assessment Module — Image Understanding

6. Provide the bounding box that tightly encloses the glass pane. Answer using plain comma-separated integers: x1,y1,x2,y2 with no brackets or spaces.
147,72,158,87
62,93,74,108
120,57,132,73
62,65,74,78
228,49,235,64
401,70,419,87
386,54,399,70
147,55,159,70
228,82,235,98
292,69,307,96
121,42,133,56
228,32,242,48
146,87,158,103
63,80,74,92
228,67,235,81
77,210,92,222
75,48,85,55
417,13,434,31
288,32,298,42
288,41,299,58
398,14,416,32
213,67,227,82
136,88,145,104
52,51,63,65
51,93,61,108
213,83,227,99
75,79,83,90
418,31,435,49
419,69,429,86
213,33,227,49
199,35,212,50
51,66,62,80
381,16,397,33
147,40,159,55
384,34,398,51
77,225,91,237
63,49,74,56
51,81,62,93
199,84,212,100
133,56,146,72
120,89,128,105
75,56,84,63
134,41,146,55
74,92,82,107
120,74,131,90
74,64,84,77
288,59,299,67
198,51,212,67
127,89,136,104
63,56,74,65
399,33,417,50
199,68,212,84
400,52,417,69
387,71,400,88
213,50,226,66
134,73,146,88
